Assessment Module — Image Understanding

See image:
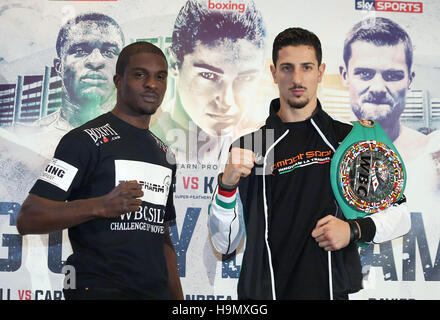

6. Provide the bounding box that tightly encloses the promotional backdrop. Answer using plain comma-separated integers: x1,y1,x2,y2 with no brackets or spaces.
0,0,439,300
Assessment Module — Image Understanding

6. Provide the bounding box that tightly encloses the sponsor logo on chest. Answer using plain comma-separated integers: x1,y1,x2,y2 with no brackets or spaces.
112,160,173,234
115,160,172,206
83,123,120,146
272,150,333,175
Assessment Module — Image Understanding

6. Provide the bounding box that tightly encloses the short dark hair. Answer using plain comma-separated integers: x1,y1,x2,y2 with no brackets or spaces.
343,17,413,71
272,27,322,66
170,0,266,69
116,41,168,76
56,12,125,58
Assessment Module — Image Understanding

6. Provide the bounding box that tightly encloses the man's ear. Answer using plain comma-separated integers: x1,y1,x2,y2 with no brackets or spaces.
270,64,278,84
318,63,326,83
408,71,415,89
54,58,62,74
339,64,349,87
167,50,180,78
169,63,179,78
113,74,121,89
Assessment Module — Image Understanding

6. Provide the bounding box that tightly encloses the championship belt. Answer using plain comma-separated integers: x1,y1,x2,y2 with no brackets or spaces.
330,120,406,225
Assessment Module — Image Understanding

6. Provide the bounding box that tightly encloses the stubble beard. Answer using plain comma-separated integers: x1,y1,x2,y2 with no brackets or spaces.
287,97,309,109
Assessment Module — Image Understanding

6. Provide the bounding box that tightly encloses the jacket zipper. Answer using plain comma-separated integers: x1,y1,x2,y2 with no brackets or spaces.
262,129,289,300
310,118,338,300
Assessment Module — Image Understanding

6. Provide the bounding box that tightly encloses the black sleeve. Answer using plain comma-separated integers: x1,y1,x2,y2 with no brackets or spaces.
164,164,176,222
29,132,94,201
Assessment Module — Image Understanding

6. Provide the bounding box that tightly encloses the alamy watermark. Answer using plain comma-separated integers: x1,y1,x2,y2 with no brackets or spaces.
62,265,76,290
163,121,275,176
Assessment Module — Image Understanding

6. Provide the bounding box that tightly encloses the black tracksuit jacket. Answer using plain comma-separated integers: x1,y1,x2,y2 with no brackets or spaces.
210,98,367,299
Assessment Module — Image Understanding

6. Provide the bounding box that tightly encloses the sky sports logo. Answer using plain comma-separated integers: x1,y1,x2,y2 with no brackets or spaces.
355,0,423,13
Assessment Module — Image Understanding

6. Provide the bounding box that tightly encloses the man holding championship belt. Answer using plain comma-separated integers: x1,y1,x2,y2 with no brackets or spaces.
208,28,410,300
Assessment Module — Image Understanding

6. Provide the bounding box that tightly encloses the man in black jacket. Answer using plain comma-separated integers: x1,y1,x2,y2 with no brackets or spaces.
208,27,410,300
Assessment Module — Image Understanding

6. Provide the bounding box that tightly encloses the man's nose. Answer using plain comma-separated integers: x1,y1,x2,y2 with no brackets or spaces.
291,68,303,86
142,75,159,89
368,73,387,92
85,48,105,70
217,82,235,110
368,90,387,102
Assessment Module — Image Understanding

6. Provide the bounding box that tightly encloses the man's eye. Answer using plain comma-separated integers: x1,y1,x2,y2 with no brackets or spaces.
157,74,167,81
281,65,292,72
74,48,87,56
382,70,405,82
200,72,220,82
355,70,375,81
236,74,257,82
135,73,145,78
102,49,118,58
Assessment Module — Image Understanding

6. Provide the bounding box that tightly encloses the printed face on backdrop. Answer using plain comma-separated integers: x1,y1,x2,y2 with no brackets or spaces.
114,52,168,116
340,41,414,127
54,21,124,110
270,45,325,110
174,38,264,136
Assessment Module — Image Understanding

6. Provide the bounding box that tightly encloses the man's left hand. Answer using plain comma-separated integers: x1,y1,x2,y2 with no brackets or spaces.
311,215,350,251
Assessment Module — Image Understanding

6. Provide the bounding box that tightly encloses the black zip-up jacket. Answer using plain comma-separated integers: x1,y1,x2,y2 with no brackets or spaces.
208,98,409,299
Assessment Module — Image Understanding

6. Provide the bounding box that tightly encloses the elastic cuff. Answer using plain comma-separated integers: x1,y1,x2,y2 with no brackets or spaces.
354,217,376,243
218,187,236,198
347,220,360,243
218,173,239,192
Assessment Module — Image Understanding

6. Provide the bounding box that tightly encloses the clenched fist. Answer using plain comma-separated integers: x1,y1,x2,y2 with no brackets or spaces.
95,180,144,218
221,147,255,187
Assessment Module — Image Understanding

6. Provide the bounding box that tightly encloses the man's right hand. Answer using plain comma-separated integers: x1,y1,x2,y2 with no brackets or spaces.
222,147,255,187
96,180,144,218
17,180,145,235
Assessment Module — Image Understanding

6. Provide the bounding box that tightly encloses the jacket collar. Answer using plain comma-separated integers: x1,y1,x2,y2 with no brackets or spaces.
265,98,334,139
